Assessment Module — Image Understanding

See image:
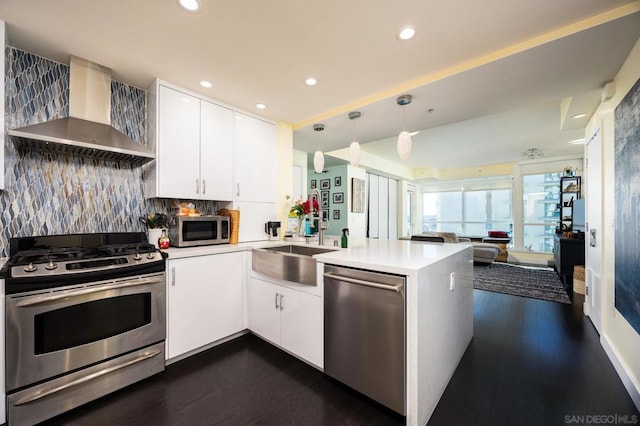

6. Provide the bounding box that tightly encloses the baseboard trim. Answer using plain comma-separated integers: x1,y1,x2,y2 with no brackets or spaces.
601,335,640,411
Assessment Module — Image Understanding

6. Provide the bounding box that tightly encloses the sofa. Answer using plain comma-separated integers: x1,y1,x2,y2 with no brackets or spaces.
408,232,503,265
468,242,502,264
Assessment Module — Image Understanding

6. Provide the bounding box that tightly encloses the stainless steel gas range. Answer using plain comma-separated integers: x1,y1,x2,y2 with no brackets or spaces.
3,232,167,426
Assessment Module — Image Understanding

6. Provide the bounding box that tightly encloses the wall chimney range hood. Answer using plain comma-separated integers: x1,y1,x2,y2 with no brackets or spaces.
9,56,154,165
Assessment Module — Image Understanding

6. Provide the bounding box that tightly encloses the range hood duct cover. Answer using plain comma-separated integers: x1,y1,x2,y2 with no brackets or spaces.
8,56,154,165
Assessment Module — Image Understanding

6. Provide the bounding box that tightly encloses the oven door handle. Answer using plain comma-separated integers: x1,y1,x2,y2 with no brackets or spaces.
12,348,162,406
15,276,164,307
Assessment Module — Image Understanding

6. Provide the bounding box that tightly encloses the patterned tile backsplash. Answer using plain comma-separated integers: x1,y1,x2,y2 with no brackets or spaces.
0,47,216,257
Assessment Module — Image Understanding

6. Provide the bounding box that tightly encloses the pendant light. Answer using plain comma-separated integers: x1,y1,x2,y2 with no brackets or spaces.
396,94,413,161
313,123,325,173
348,111,361,167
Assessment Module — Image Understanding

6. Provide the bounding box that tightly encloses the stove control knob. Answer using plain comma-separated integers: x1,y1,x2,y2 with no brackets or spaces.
146,252,156,260
45,261,58,270
24,263,38,272
133,252,142,261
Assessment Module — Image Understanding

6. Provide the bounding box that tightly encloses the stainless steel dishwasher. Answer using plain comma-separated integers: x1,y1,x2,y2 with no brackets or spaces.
323,264,406,415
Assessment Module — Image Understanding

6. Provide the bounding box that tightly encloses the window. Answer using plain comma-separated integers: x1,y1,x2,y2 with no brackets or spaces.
522,173,562,253
423,192,461,232
422,178,513,237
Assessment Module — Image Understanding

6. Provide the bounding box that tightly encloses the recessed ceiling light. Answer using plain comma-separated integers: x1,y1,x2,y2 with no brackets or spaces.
255,103,266,109
398,25,416,41
200,80,212,88
569,138,586,145
178,0,199,11
305,77,317,86
572,113,587,119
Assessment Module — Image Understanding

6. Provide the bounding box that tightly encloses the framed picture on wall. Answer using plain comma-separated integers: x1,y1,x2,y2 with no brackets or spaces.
320,179,331,190
333,192,344,204
334,176,342,187
310,179,317,189
351,178,365,213
321,190,330,208
322,209,329,221
333,210,340,220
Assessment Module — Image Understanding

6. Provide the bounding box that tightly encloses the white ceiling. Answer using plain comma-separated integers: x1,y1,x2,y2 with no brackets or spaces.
1,0,639,172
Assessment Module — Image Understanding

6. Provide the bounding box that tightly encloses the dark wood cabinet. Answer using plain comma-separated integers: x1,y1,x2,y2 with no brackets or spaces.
553,234,585,287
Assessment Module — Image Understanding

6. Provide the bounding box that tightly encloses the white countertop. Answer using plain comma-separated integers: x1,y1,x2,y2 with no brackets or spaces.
161,238,472,276
160,239,314,259
161,242,255,259
1,238,470,274
315,238,472,275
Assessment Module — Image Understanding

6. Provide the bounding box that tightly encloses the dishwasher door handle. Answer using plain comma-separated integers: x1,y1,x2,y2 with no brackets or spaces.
323,272,403,293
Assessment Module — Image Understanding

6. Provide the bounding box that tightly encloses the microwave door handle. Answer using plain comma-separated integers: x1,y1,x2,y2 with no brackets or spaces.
15,276,164,307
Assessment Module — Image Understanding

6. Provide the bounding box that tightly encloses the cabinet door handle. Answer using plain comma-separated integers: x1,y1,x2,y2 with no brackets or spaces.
196,179,200,194
279,294,284,311
171,267,176,286
202,179,206,195
236,183,240,197
275,292,279,310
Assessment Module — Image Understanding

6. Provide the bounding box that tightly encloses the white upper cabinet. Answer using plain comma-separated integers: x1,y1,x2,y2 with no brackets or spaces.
233,112,277,242
201,100,234,200
233,112,276,203
155,85,200,199
145,82,234,200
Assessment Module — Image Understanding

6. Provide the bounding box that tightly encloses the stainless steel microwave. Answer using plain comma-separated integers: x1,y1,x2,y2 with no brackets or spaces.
169,215,230,247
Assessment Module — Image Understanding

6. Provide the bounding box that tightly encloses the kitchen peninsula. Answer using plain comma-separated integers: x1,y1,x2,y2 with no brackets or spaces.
165,237,473,425
315,238,474,426
1,237,472,425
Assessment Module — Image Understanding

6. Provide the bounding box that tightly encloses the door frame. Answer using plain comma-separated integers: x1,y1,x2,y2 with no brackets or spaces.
584,126,603,333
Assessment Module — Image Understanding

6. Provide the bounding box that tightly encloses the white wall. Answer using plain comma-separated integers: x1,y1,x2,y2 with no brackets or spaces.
586,36,640,410
292,149,307,198
276,123,294,237
399,181,420,238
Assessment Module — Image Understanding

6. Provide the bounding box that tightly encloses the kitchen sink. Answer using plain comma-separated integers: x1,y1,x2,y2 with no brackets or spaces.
252,244,337,286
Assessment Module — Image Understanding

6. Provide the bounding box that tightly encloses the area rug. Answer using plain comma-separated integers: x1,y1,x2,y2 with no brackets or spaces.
474,263,571,304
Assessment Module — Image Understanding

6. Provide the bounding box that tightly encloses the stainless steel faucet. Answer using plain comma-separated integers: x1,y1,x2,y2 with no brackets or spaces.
310,188,324,245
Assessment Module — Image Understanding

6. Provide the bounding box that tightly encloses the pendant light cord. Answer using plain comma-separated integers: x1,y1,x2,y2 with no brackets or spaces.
402,105,407,132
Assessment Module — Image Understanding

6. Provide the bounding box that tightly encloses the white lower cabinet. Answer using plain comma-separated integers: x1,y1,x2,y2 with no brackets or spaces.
249,277,323,368
166,252,244,360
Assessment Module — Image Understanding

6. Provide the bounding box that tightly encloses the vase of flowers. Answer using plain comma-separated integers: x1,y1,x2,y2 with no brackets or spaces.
139,213,169,248
286,195,319,237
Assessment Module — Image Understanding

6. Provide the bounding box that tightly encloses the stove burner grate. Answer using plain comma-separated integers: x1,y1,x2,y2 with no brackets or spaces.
10,247,100,266
96,243,157,257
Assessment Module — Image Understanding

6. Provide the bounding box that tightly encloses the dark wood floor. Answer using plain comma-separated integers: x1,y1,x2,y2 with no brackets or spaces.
43,290,639,426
